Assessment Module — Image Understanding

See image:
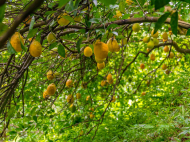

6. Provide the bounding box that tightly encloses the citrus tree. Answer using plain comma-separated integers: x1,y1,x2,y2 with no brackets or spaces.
1,0,190,141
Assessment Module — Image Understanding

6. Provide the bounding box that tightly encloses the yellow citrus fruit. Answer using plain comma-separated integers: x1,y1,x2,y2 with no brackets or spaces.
84,46,92,57
94,40,108,60
95,57,105,63
29,40,42,57
164,46,169,52
90,113,94,119
146,48,150,52
143,37,150,43
169,52,174,58
76,93,81,99
147,40,154,48
162,64,167,70
67,95,74,104
140,63,145,69
107,73,113,84
86,95,91,101
141,92,146,96
10,32,24,52
89,108,94,111
151,29,159,38
57,13,70,26
47,70,54,80
120,38,127,45
66,79,73,88
107,37,120,52
162,32,168,40
97,62,105,70
150,53,155,61
169,31,172,35
101,80,106,87
132,23,140,32
111,96,116,102
153,38,159,46
47,32,56,44
43,90,49,99
126,0,133,5
47,83,56,96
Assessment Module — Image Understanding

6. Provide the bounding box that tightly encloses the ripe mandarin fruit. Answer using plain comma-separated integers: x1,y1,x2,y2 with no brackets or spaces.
164,46,169,52
47,32,56,44
90,113,95,119
29,40,42,57
132,23,140,32
89,108,94,111
84,46,92,57
10,32,24,52
67,95,74,104
57,13,70,26
143,37,150,43
140,63,145,69
141,92,146,96
95,57,105,63
107,73,113,84
150,53,155,61
111,96,116,102
107,37,120,52
153,38,159,46
47,70,54,80
162,64,167,70
120,38,127,45
94,40,108,59
162,32,168,40
126,0,133,5
43,90,49,99
86,95,91,101
97,62,105,70
66,79,73,87
169,31,172,35
76,93,81,99
101,80,106,87
169,52,174,58
147,40,154,48
47,83,56,96
151,29,159,38
146,48,150,52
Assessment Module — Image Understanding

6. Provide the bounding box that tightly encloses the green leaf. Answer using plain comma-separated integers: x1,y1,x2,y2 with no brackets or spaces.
7,106,16,120
7,40,16,54
65,0,74,11
49,42,58,50
155,0,170,10
151,0,155,5
138,0,146,6
29,16,35,31
58,44,65,57
0,23,8,36
107,24,119,30
8,131,17,135
76,38,83,53
89,18,101,23
0,4,6,23
62,15,74,22
45,11,56,15
186,29,190,36
154,12,170,34
119,1,125,13
33,116,37,123
99,0,117,6
59,0,70,7
27,28,38,38
19,35,27,51
36,30,43,42
170,11,178,36
85,15,91,28
180,0,190,4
